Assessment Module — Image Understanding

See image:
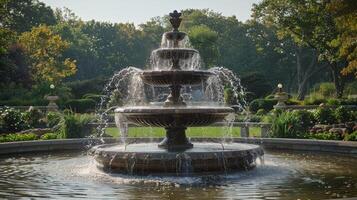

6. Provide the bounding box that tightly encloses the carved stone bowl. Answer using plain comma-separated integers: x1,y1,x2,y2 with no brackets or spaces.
91,142,264,175
115,106,234,128
140,70,213,86
153,48,198,60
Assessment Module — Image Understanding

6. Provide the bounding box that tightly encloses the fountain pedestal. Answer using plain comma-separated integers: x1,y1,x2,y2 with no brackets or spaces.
158,127,193,150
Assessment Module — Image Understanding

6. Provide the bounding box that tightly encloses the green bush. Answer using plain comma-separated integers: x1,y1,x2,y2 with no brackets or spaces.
334,106,352,123
308,132,341,140
57,113,94,138
0,133,37,143
249,99,277,113
344,131,357,141
0,107,28,133
41,132,58,140
314,107,336,124
291,110,315,132
269,111,308,138
64,99,96,113
318,82,336,98
46,112,63,127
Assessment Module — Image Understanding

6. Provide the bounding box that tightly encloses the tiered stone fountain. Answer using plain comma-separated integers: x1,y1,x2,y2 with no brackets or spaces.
92,10,263,175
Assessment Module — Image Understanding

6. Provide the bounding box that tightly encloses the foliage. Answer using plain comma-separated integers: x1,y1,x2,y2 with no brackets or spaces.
344,131,357,141
64,99,96,113
256,109,267,116
188,25,219,67
224,87,236,105
0,0,57,33
334,106,353,123
317,82,336,98
313,107,336,124
22,107,45,128
252,0,350,98
249,98,277,113
0,107,28,133
19,25,77,84
0,133,37,143
65,78,106,99
240,72,273,100
40,132,58,140
269,111,308,138
57,113,94,138
327,0,357,77
46,111,62,127
308,132,342,140
82,93,104,103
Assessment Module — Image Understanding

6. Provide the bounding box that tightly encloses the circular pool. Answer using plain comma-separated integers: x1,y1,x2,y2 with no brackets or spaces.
1,149,356,199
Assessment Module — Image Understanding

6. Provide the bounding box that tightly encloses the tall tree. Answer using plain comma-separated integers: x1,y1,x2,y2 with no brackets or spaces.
1,0,57,33
252,0,352,98
327,0,357,78
19,25,77,84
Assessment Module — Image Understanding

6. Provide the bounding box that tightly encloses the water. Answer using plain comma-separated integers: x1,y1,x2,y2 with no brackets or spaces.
0,150,356,199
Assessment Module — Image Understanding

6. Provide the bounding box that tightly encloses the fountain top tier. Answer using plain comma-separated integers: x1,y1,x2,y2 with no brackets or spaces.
162,10,186,48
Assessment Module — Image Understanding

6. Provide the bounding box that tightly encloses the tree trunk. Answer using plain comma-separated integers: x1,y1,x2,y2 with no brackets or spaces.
296,47,319,100
330,63,345,98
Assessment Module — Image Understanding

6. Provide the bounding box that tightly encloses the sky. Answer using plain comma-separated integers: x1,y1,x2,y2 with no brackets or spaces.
41,0,260,25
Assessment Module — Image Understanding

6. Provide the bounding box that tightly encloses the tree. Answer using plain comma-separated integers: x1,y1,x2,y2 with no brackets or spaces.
0,0,57,33
19,25,77,84
252,0,350,98
188,25,219,67
327,0,357,77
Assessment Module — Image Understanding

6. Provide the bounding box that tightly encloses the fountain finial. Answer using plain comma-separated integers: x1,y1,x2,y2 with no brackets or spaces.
169,10,182,31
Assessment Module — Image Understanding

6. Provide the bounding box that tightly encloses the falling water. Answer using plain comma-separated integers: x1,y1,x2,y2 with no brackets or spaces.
96,67,146,140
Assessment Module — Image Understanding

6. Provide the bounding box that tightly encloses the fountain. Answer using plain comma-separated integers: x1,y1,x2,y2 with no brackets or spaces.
91,10,263,175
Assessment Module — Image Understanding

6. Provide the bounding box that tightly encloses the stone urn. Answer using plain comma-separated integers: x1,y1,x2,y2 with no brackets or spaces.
45,95,59,111
274,83,288,107
274,92,288,106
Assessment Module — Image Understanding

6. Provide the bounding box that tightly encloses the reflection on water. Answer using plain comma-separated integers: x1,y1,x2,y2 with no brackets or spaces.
0,150,356,199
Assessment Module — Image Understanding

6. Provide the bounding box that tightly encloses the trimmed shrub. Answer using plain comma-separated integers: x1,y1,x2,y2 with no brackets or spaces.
57,113,94,138
64,99,96,113
291,110,315,132
314,107,336,124
0,133,37,143
249,99,277,113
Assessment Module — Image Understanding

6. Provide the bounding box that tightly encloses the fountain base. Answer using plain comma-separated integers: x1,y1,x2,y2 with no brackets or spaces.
91,143,263,175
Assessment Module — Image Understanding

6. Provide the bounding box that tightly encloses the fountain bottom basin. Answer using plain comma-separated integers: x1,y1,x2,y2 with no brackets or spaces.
90,143,263,175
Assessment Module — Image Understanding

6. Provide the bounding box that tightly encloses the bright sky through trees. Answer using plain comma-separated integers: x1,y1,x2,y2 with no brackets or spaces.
41,0,260,24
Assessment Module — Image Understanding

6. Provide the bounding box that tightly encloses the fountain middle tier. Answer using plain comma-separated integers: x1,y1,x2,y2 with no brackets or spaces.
115,106,234,150
115,106,234,128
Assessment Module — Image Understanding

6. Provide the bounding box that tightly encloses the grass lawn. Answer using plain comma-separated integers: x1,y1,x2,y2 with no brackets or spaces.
105,126,261,138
